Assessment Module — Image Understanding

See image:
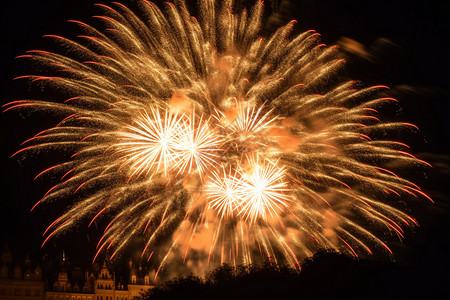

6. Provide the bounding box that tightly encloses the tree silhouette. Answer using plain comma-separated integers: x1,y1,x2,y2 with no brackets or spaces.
141,250,448,300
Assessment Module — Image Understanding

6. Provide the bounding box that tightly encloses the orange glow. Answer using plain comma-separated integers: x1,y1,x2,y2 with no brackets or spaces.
268,127,301,152
168,91,193,115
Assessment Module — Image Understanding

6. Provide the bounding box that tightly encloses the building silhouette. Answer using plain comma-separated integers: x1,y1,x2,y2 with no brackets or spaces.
0,245,153,300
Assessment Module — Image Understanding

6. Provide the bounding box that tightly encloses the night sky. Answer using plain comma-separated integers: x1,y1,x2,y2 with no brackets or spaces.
1,0,450,290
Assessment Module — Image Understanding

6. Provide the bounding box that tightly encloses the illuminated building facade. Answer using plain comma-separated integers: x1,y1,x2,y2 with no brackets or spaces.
0,246,153,300
0,246,45,300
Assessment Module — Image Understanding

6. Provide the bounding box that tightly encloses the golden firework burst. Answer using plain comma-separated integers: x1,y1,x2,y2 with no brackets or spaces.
5,0,431,278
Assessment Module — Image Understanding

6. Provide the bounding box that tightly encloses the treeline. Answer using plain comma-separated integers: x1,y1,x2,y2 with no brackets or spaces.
141,250,446,299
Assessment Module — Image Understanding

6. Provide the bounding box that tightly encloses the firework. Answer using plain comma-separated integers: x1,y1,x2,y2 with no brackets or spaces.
117,107,184,178
5,0,431,277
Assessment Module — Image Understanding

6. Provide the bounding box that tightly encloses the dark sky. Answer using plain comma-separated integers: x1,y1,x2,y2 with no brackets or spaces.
1,0,449,282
